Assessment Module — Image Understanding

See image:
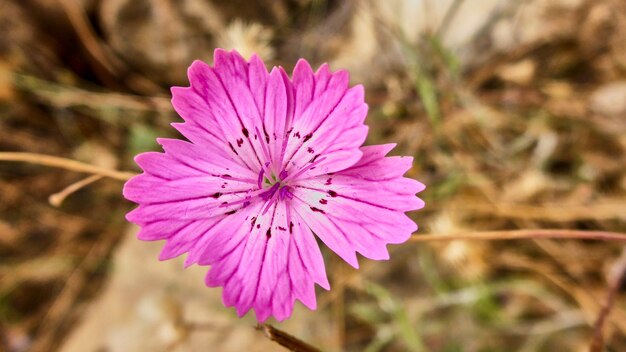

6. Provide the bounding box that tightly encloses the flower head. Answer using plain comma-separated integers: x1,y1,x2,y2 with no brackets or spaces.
123,49,425,322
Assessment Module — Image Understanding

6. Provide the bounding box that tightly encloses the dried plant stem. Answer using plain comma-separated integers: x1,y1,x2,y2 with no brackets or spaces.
589,247,626,352
0,152,135,181
410,230,626,243
256,324,321,352
49,175,103,207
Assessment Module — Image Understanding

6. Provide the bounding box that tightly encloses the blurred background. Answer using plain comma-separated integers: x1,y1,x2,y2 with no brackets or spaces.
1,0,626,351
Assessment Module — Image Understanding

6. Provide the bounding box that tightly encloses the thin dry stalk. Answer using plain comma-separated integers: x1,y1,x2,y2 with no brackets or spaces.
256,324,321,352
0,152,135,181
409,230,626,243
49,175,103,207
589,247,626,352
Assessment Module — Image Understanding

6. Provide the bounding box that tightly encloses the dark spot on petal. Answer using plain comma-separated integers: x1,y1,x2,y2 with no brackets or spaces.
294,132,301,138
319,199,328,204
221,201,228,205
289,221,294,233
251,217,257,229
222,174,231,178
273,133,277,140
328,190,338,197
211,192,221,199
278,226,287,231
221,184,226,188
264,129,270,143
310,154,321,163
236,138,244,147
325,178,332,185
242,128,249,137
254,134,258,140
286,127,293,135
303,133,312,142
228,142,238,155
307,147,314,153
266,228,272,239
310,206,325,214
225,210,236,215
257,224,261,229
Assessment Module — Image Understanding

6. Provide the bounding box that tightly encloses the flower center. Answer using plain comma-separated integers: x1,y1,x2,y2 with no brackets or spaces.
256,168,293,214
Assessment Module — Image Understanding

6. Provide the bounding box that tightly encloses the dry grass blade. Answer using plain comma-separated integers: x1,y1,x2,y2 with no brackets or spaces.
256,324,321,352
0,152,136,181
409,230,626,242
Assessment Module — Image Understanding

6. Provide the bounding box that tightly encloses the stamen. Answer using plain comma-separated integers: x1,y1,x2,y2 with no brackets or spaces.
257,161,273,189
261,199,274,215
279,186,294,200
257,168,264,189
261,189,279,215
259,183,280,201
283,156,327,182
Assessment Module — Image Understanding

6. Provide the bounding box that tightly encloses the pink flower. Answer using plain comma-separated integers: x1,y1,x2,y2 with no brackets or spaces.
123,49,425,322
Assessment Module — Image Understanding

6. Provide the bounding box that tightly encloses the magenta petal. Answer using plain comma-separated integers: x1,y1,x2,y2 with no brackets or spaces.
289,143,424,266
292,59,315,118
264,68,290,170
290,212,330,290
293,199,359,268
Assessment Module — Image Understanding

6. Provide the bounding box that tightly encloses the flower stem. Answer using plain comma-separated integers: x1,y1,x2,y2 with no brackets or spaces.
256,324,321,352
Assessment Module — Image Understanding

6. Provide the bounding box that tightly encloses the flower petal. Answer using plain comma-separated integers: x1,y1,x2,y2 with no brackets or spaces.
200,200,328,322
291,144,424,265
172,54,267,173
282,71,368,177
